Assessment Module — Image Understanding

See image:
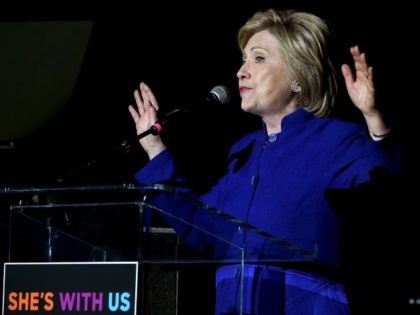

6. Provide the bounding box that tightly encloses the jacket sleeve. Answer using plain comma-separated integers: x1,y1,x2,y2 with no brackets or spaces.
328,126,400,189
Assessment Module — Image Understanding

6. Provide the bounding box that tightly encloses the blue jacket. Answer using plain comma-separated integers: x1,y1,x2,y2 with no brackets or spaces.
135,108,399,268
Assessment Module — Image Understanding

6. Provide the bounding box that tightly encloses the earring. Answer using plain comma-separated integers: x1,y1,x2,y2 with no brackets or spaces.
291,80,301,93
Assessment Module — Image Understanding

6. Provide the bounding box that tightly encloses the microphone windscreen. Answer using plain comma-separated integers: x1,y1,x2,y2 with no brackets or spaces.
210,85,231,105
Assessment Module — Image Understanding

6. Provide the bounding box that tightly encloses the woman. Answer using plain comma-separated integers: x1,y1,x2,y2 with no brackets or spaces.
129,9,398,315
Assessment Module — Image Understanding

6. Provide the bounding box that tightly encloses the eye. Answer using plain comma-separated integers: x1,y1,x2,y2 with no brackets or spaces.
255,55,265,63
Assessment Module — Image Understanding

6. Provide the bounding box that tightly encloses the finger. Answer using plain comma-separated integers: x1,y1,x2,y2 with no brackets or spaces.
367,66,374,80
128,104,140,122
352,46,370,74
147,103,158,124
341,64,355,89
348,46,369,82
350,45,360,58
353,52,367,72
139,83,153,114
355,59,371,82
358,53,369,73
140,82,160,111
350,46,363,74
366,67,375,92
134,89,146,116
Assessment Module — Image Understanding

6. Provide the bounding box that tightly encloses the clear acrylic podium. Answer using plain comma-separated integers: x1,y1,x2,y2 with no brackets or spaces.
1,184,318,315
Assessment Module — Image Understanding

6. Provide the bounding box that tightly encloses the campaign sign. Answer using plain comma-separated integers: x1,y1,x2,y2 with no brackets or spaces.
2,262,138,314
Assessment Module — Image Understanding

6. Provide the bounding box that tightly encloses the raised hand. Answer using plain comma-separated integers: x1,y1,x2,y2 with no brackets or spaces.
341,45,375,115
341,46,389,140
128,82,167,159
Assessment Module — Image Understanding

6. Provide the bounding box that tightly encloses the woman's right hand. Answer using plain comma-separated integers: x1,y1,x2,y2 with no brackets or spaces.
128,82,167,159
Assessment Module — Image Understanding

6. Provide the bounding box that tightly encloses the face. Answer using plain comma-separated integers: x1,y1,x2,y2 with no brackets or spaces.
237,30,296,120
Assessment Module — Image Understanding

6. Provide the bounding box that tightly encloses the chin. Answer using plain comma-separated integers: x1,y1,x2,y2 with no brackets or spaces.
241,102,253,113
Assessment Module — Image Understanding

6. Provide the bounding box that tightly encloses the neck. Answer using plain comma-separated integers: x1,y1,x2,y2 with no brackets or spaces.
263,105,300,134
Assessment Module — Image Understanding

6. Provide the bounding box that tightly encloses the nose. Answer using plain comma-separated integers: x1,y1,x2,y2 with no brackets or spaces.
237,62,249,80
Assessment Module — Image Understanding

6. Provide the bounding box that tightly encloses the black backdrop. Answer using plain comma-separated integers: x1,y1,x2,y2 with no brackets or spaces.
0,0,416,186
1,1,418,314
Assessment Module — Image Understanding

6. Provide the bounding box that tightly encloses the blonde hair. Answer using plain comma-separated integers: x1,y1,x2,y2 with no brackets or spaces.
238,9,337,117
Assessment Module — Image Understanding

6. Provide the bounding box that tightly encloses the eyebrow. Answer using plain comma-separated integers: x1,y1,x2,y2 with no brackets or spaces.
250,46,269,53
242,46,270,59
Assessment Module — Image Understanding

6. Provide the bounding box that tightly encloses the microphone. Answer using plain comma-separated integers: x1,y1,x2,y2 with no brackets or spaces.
136,85,230,140
205,85,231,106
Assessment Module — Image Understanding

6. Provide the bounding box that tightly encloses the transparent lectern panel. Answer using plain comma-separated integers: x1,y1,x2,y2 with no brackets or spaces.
1,184,319,315
2,184,317,264
139,183,317,264
138,184,319,315
9,209,107,262
3,185,143,262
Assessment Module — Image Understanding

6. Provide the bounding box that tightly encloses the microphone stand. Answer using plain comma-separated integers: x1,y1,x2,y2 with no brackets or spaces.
56,108,184,184
0,141,15,150
55,140,131,184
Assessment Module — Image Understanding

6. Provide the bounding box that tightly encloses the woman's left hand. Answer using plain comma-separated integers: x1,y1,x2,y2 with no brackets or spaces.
341,45,376,115
342,45,390,140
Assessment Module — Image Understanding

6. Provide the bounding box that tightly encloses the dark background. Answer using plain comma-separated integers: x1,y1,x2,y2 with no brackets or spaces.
1,1,419,314
0,0,416,186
